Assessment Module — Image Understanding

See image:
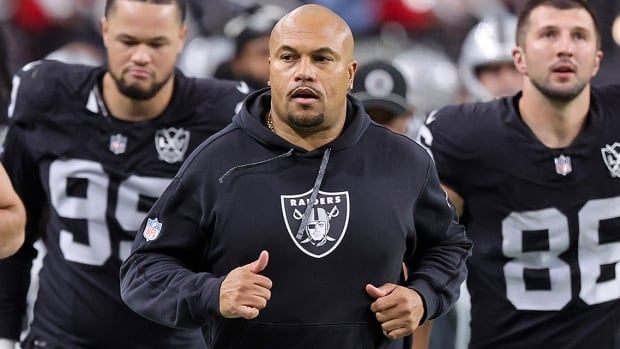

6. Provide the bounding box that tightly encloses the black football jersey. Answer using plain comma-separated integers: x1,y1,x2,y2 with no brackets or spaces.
423,86,620,349
0,60,249,348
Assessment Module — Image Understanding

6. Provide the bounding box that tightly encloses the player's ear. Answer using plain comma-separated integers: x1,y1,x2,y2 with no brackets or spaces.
512,46,526,74
177,24,188,54
101,17,110,48
591,49,603,78
348,60,358,89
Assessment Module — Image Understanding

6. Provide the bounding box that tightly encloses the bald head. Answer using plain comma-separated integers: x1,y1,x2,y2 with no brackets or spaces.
267,4,358,148
270,4,354,60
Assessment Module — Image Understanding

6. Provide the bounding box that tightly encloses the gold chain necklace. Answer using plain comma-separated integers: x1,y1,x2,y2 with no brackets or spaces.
266,110,275,132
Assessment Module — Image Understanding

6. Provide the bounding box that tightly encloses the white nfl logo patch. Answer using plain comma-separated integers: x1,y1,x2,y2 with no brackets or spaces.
554,154,572,176
280,190,349,258
143,218,162,242
109,133,127,155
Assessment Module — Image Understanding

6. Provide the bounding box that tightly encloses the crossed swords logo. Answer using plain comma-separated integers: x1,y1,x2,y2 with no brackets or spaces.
155,127,190,164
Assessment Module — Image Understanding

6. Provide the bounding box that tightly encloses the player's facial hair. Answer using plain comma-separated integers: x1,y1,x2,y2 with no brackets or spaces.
287,112,324,129
111,70,172,101
531,77,588,103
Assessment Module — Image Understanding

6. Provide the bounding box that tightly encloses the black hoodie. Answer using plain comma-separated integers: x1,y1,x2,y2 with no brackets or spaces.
120,89,471,349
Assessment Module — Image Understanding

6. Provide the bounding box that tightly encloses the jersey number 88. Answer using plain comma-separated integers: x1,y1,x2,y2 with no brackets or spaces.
502,197,620,310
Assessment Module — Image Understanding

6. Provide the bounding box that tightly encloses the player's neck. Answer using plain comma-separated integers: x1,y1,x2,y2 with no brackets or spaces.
519,82,591,149
102,73,174,122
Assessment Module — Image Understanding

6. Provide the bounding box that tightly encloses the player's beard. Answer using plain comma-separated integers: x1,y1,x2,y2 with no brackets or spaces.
531,75,588,103
111,69,172,101
287,111,324,129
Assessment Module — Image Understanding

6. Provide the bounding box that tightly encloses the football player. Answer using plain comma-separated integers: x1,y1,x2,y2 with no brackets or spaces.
0,0,249,348
423,0,620,348
458,14,522,102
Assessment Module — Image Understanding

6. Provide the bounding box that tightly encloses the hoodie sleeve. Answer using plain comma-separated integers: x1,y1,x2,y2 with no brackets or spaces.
120,177,222,329
405,157,472,322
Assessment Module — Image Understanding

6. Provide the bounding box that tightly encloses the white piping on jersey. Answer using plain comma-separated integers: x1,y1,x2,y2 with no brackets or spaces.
86,85,109,118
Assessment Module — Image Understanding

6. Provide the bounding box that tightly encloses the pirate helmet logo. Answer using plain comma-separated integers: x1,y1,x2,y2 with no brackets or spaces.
281,190,349,258
294,206,339,247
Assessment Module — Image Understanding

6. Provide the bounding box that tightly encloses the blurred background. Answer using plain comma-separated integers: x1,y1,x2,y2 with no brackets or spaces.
1,0,618,117
1,2,618,349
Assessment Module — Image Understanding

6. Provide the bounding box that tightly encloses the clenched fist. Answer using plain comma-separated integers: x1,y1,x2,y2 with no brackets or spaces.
366,283,425,340
220,251,273,319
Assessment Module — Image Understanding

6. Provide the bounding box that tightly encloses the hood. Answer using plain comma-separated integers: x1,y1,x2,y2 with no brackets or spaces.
232,88,371,155
225,88,371,244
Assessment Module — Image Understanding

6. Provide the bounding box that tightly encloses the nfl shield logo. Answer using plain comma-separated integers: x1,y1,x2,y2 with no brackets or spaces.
143,218,162,242
280,190,349,258
109,133,127,155
155,127,190,163
601,142,620,178
554,155,572,176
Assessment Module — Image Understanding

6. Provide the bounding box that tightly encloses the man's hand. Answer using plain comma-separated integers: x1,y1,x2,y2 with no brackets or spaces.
220,251,272,319
366,283,425,340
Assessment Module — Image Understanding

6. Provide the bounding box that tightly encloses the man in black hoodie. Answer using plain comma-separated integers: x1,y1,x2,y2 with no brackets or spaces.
120,4,471,349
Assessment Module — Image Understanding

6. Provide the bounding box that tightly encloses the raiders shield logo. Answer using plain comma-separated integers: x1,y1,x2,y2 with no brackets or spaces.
602,142,620,178
155,127,190,163
281,190,350,258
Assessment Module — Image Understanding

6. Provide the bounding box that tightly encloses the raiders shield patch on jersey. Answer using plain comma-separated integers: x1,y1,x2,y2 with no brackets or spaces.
155,127,190,163
280,190,349,258
601,142,620,178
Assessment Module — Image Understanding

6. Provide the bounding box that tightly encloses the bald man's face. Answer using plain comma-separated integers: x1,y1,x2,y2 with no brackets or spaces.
269,10,356,130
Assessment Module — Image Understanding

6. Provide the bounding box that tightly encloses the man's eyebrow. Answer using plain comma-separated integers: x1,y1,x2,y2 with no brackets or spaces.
313,47,339,57
277,45,339,56
570,25,593,34
537,24,592,34
277,45,297,53
115,34,170,43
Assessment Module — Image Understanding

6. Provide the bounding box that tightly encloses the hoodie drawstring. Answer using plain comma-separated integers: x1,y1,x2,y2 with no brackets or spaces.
295,148,331,240
218,148,294,183
218,147,332,239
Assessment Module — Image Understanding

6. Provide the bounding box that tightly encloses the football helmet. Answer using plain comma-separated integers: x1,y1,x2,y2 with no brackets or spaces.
459,15,518,101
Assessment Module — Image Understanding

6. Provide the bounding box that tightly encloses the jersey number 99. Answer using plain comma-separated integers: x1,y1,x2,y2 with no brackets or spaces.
49,158,171,266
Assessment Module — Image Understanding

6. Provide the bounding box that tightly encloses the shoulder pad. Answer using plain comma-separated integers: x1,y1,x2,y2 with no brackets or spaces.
188,77,251,115
8,60,61,120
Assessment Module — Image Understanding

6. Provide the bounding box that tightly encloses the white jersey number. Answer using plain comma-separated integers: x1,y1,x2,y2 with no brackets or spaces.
49,159,170,266
503,197,620,310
